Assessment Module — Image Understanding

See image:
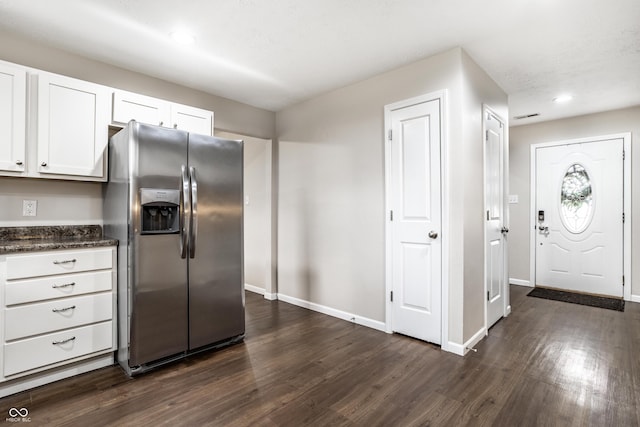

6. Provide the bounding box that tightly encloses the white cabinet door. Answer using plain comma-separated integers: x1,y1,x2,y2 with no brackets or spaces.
37,73,110,180
112,90,170,127
0,62,27,174
171,103,213,136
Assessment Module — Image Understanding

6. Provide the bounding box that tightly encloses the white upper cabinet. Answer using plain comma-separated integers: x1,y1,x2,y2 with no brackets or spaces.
112,90,169,127
112,89,213,136
171,103,214,136
37,72,110,180
0,62,27,174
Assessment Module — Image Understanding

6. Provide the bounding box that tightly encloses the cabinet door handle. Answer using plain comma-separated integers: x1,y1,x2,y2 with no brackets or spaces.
52,305,76,313
41,162,47,167
159,121,164,126
52,336,76,345
15,160,23,166
52,282,76,289
53,259,77,265
173,123,178,129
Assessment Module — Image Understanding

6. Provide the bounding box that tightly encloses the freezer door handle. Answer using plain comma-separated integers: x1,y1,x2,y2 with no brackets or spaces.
180,165,190,259
189,166,198,259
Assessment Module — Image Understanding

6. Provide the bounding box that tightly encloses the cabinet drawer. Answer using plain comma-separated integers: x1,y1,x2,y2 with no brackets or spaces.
5,293,112,341
6,248,113,280
4,321,113,377
5,270,112,305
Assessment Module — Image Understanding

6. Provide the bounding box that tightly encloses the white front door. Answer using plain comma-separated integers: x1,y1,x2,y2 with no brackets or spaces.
535,139,624,297
484,108,507,328
388,98,441,344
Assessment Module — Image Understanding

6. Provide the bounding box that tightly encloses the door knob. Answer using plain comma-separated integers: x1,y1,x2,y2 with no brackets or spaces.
501,227,509,233
428,231,438,239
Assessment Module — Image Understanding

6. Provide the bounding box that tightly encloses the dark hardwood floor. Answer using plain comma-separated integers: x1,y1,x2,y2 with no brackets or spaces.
2,285,639,426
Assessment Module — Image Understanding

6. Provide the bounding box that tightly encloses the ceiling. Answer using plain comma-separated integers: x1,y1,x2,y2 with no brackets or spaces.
0,0,638,125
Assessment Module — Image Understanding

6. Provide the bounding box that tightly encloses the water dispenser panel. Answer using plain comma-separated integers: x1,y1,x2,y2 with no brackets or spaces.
140,188,180,234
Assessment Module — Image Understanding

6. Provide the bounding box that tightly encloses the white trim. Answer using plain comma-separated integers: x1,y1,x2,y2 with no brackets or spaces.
446,327,487,356
383,90,450,350
263,292,278,301
277,293,386,332
631,295,640,304
529,132,632,300
509,278,532,287
244,283,265,295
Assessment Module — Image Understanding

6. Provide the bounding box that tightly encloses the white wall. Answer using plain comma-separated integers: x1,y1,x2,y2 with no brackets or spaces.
217,131,273,295
276,47,507,347
508,106,640,298
460,51,509,340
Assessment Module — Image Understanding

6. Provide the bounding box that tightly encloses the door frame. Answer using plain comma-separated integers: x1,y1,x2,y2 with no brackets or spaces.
529,132,632,301
383,90,450,350
483,105,510,331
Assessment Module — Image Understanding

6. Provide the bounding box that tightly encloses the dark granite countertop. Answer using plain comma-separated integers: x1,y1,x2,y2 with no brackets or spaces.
0,225,118,255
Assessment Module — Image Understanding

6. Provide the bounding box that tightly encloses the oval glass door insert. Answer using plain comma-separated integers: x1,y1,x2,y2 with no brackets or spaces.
560,163,593,233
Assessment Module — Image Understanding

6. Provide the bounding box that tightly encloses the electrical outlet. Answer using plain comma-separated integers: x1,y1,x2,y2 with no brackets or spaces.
508,195,519,204
23,200,37,217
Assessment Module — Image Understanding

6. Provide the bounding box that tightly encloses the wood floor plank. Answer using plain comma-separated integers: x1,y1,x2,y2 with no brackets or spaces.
1,286,639,426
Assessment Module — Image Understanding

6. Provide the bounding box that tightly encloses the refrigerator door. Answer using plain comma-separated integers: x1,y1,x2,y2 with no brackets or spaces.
129,123,189,366
188,134,245,350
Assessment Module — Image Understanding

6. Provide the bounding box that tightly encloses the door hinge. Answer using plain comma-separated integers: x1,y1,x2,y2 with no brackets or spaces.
388,129,393,141
486,210,490,221
485,130,489,140
623,150,625,160
390,291,394,302
623,275,625,286
623,213,625,223
487,291,490,301
390,210,394,221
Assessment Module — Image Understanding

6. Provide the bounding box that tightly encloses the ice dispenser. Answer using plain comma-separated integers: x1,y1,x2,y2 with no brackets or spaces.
140,188,180,234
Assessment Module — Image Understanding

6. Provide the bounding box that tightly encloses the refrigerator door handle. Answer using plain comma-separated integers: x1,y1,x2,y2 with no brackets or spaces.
189,166,198,259
180,165,190,259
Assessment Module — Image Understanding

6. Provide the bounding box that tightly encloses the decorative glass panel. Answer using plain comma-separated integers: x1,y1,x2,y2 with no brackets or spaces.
560,164,593,233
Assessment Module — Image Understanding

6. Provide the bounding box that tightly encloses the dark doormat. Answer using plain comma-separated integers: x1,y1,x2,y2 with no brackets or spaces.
527,287,625,312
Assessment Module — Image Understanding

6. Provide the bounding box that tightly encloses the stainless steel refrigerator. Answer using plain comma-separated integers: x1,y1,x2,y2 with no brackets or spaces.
103,121,245,376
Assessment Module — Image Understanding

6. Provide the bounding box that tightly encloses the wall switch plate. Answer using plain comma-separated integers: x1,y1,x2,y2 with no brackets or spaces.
23,200,37,216
508,195,519,204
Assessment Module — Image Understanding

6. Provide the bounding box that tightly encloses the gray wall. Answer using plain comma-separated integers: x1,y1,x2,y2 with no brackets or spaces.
276,47,507,345
508,106,640,297
0,31,275,227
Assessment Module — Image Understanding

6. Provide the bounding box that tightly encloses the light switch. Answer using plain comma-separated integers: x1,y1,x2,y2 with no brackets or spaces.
508,195,519,204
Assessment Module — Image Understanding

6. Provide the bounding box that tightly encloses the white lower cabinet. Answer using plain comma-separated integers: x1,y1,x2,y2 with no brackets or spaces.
0,247,117,396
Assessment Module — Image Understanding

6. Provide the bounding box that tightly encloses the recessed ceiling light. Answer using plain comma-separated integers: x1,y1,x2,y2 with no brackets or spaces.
553,94,573,103
170,30,195,45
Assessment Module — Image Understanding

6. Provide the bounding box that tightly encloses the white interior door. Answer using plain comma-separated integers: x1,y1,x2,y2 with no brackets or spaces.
535,139,624,297
484,109,507,328
389,99,441,344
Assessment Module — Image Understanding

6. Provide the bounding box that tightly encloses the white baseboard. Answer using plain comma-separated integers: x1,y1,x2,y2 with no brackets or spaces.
631,295,640,304
506,305,512,316
244,283,265,295
276,293,386,332
444,327,487,356
263,292,278,301
510,278,532,287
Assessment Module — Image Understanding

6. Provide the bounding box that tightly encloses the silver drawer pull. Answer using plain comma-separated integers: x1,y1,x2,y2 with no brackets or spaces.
52,336,76,345
52,282,76,289
53,259,77,265
52,305,76,313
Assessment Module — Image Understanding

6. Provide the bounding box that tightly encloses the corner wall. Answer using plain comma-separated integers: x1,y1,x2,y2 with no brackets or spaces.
508,106,640,298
